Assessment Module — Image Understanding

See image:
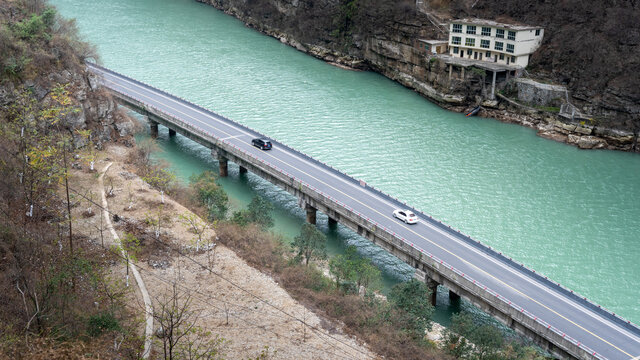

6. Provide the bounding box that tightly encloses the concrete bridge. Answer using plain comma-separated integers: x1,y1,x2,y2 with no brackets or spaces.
87,63,640,360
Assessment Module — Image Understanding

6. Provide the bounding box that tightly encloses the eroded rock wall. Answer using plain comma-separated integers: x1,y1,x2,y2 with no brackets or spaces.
195,0,638,151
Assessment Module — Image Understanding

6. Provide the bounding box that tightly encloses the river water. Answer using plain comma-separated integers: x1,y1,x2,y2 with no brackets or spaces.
52,0,640,325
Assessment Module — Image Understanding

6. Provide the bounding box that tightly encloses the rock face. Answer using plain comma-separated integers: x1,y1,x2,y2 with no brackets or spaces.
196,0,639,152
1,68,137,149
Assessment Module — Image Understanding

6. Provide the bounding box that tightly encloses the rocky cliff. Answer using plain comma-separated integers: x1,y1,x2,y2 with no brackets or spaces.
0,2,136,149
196,0,638,152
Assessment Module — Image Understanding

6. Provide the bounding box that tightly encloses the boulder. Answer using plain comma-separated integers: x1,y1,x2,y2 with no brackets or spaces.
115,117,136,137
570,135,607,149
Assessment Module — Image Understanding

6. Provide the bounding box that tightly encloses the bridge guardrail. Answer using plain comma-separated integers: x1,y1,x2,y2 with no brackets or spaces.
118,88,606,359
87,62,639,359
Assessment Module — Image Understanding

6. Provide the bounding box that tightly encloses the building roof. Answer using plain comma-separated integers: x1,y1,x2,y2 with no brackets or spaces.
419,39,449,45
452,18,542,31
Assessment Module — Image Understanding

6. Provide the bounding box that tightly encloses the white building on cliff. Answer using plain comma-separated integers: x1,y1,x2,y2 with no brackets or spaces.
448,19,544,67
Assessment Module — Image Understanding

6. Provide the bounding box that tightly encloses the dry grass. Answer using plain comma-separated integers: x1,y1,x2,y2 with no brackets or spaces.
216,223,446,360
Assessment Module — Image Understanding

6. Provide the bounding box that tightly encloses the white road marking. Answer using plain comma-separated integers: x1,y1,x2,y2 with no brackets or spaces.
91,65,640,350
220,134,246,141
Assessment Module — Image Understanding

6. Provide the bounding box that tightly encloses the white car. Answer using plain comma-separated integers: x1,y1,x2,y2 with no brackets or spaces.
393,209,419,224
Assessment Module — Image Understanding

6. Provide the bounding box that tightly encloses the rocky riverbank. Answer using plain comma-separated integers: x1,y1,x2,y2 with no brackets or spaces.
195,0,638,152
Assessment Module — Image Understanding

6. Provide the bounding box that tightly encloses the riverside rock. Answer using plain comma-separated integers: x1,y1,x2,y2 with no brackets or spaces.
196,0,640,152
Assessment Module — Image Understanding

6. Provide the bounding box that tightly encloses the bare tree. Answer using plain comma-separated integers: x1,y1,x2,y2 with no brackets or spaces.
179,212,208,252
153,282,225,360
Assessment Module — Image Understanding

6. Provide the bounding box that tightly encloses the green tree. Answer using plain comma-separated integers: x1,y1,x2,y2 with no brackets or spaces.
143,166,175,204
291,223,327,266
328,253,355,290
471,324,503,360
328,246,381,292
389,279,434,338
353,258,381,291
190,171,229,220
230,210,250,227
246,196,274,229
442,313,474,359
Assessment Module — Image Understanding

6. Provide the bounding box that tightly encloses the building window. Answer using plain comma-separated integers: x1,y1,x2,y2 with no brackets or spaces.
452,36,461,45
452,24,462,33
511,56,516,63
499,53,504,60
496,29,504,38
453,46,459,54
508,31,516,40
494,41,503,51
466,25,476,34
481,27,491,36
506,43,514,53
535,29,541,36
486,51,491,57
480,39,490,49
465,38,475,47
467,49,473,56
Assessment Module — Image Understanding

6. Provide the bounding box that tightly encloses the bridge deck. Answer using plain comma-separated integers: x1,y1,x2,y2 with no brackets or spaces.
88,63,640,360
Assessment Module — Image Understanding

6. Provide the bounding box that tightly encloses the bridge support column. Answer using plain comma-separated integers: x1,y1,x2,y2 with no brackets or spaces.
168,128,176,137
449,290,461,303
427,278,439,306
150,121,158,138
328,217,338,228
218,156,228,177
239,166,248,174
305,204,316,225
490,71,497,100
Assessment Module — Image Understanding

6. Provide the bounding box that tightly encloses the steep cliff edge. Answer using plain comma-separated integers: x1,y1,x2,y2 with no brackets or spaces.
0,2,136,148
196,0,638,152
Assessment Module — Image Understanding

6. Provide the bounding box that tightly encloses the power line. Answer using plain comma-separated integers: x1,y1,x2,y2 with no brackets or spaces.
70,175,374,360
0,148,373,359
0,192,362,360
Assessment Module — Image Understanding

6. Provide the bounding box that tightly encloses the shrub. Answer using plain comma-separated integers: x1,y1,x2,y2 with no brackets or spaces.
87,312,121,337
246,196,274,229
291,223,327,265
389,279,434,338
190,171,229,220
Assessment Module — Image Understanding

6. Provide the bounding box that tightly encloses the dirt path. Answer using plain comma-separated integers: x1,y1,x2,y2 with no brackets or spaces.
99,162,154,358
73,144,376,359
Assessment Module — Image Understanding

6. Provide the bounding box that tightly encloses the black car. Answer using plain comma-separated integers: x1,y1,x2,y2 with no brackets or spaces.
251,138,272,150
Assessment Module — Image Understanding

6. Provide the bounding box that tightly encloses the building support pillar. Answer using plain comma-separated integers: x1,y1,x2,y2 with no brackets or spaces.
448,64,453,84
460,66,465,79
150,120,158,138
328,217,338,228
491,70,497,100
427,278,439,306
506,70,510,82
305,204,317,225
218,156,228,177
168,128,176,137
239,166,248,174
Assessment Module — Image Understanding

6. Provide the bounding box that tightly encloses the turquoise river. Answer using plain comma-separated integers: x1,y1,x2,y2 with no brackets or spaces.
52,0,640,325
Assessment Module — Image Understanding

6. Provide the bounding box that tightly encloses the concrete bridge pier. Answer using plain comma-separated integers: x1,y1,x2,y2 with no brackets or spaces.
168,128,176,137
218,156,228,177
427,278,439,306
239,165,248,174
218,157,228,177
149,120,159,138
328,217,338,228
449,290,461,303
305,204,317,225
